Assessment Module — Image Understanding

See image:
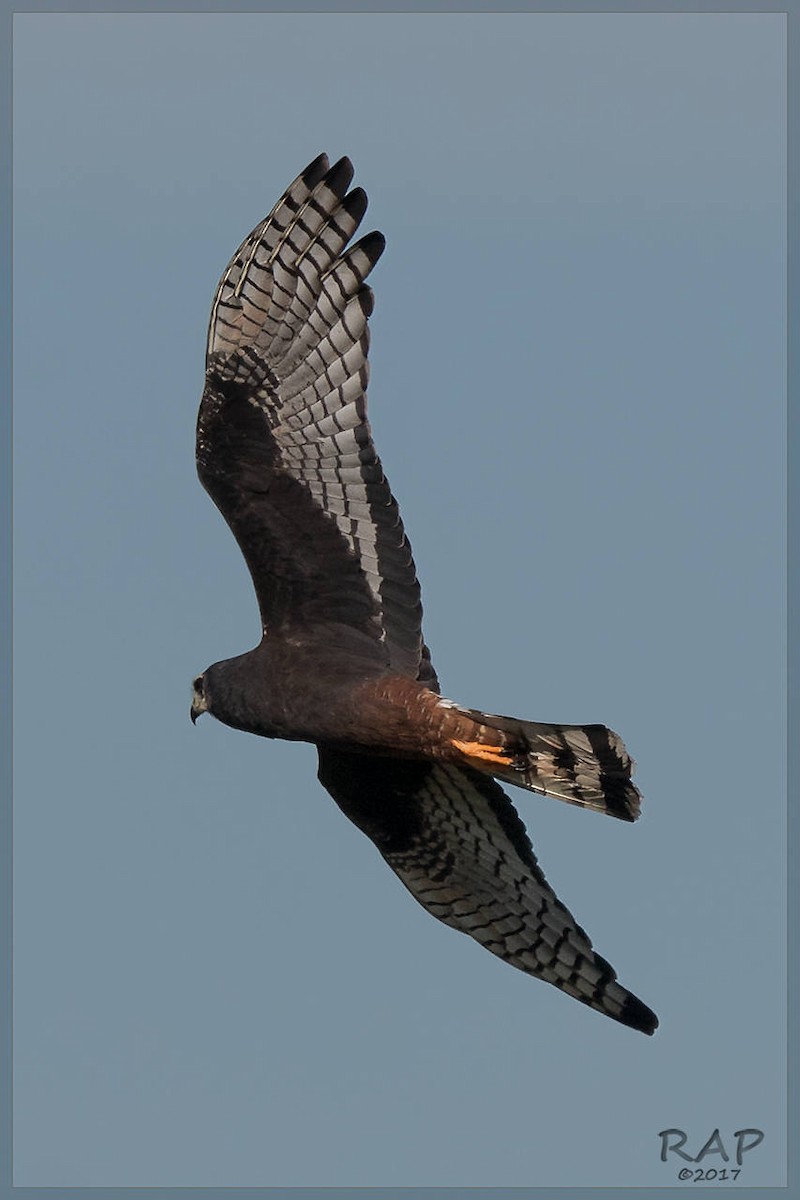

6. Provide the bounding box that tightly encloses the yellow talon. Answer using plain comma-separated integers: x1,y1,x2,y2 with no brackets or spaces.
451,738,513,767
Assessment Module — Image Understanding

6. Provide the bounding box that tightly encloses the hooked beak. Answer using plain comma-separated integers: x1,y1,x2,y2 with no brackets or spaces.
190,697,208,725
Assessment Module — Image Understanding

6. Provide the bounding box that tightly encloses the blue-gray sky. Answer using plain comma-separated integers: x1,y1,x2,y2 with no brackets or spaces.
13,11,786,1188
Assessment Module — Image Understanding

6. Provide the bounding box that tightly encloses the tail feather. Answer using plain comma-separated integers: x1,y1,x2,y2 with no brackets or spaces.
445,706,642,821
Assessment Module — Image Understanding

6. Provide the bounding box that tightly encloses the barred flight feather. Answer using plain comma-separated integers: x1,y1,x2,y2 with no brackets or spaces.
318,749,657,1035
441,703,642,820
198,154,427,681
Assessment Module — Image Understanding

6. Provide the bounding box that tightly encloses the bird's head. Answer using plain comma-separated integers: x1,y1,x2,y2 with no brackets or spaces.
190,673,210,724
189,650,272,735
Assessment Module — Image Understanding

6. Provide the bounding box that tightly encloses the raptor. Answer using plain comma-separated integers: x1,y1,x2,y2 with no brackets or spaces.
192,154,657,1035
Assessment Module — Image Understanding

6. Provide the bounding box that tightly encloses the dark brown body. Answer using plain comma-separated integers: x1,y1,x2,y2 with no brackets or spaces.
204,635,451,758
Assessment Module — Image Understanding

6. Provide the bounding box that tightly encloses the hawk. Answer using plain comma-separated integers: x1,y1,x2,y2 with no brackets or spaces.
192,154,658,1035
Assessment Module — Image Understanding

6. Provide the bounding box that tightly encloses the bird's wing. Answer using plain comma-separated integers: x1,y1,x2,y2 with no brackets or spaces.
197,154,432,684
317,746,657,1034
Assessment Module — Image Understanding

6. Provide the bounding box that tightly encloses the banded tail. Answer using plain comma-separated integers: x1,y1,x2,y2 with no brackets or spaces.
442,704,642,821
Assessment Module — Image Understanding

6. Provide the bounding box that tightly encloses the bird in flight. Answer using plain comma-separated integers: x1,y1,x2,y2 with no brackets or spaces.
192,154,657,1035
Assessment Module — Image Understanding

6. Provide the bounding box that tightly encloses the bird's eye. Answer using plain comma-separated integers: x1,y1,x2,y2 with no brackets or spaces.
193,675,204,694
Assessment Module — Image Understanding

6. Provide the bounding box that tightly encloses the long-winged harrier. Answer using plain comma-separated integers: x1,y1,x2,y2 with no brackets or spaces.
192,154,657,1035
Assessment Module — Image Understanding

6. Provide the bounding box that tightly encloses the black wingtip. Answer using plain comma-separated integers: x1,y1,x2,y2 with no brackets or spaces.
342,186,369,226
358,284,375,319
326,156,355,198
301,152,330,188
619,993,659,1035
357,229,387,267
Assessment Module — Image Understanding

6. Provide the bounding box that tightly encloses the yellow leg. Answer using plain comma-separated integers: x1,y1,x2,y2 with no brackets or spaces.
451,738,514,767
